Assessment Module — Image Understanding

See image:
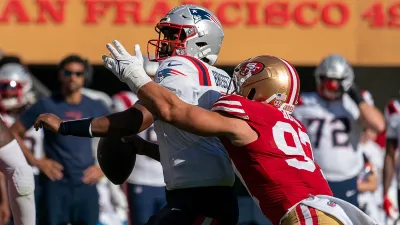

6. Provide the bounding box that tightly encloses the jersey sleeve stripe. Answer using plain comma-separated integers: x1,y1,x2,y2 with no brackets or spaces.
279,57,299,105
387,100,400,115
211,106,249,120
115,92,134,109
214,100,242,106
179,56,212,86
211,105,246,114
361,90,374,105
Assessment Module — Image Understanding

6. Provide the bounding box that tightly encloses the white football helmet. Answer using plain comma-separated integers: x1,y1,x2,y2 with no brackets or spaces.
314,54,354,100
0,63,34,110
147,4,224,65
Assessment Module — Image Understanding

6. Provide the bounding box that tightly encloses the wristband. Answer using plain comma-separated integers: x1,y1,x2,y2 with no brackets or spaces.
125,72,152,94
347,84,365,105
58,118,94,137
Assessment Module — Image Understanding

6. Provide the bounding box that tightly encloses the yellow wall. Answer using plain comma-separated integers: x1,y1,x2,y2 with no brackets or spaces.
1,0,399,65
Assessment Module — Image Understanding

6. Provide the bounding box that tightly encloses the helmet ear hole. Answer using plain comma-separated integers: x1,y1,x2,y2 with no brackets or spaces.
196,42,207,47
247,88,256,100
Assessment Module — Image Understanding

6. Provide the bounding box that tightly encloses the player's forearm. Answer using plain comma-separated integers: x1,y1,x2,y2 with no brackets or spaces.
137,82,211,135
383,153,396,195
137,82,178,122
126,135,160,162
358,174,378,192
91,106,153,137
140,141,160,162
359,103,385,133
137,82,233,137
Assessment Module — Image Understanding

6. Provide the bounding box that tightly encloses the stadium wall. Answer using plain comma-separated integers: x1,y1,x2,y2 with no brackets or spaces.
28,64,400,110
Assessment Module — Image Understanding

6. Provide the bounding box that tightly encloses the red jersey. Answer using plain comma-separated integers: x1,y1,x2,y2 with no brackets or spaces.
211,95,332,225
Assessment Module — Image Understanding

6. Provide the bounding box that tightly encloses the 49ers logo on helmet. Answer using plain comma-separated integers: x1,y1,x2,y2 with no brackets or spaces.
239,62,265,77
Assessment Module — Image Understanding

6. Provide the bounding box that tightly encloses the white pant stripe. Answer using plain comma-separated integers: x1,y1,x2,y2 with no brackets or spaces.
300,204,314,225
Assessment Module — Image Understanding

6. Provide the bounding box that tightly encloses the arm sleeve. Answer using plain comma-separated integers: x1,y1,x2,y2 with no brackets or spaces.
18,101,44,130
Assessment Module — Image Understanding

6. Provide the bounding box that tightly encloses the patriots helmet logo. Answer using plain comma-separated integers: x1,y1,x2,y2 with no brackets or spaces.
189,7,220,26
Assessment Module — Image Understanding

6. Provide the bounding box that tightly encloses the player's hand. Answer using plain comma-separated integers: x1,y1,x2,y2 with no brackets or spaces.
345,84,364,105
34,113,62,133
102,40,151,93
36,158,63,181
0,202,10,225
383,195,398,218
121,135,145,155
82,165,104,185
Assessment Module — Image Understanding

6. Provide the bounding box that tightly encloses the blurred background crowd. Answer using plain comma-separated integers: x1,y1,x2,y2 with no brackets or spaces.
1,0,400,225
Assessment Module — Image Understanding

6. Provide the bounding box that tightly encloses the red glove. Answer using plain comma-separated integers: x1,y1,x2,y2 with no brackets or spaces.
384,195,398,218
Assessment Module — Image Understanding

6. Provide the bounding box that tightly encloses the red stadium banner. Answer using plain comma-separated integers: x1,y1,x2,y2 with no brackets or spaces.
0,0,400,65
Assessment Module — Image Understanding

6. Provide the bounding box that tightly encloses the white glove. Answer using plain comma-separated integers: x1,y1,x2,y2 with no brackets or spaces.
102,40,151,94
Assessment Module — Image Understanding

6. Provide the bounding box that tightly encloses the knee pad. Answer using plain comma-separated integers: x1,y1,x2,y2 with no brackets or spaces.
10,165,35,196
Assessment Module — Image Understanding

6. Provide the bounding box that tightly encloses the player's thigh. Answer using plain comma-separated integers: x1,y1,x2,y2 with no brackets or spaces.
282,205,343,225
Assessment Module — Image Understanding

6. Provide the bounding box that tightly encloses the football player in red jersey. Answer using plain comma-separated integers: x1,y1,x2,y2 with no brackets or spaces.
99,42,377,225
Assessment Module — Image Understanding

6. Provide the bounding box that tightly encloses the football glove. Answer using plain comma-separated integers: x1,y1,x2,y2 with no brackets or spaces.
346,83,365,105
102,40,151,94
383,194,398,218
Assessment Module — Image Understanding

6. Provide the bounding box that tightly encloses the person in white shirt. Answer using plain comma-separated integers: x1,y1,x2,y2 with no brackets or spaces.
382,98,400,222
112,90,165,225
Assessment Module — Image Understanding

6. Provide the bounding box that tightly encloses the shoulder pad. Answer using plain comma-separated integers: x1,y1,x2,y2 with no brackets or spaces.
361,90,374,105
211,95,249,120
297,92,320,106
157,56,213,86
385,99,400,117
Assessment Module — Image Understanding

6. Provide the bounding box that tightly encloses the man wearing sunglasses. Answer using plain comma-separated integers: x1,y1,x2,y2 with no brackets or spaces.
10,55,110,225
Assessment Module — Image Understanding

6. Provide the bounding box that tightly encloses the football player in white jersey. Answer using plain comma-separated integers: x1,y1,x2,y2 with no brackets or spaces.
293,54,385,207
0,63,36,225
112,91,166,225
34,5,238,225
97,176,128,225
382,99,400,220
354,91,386,224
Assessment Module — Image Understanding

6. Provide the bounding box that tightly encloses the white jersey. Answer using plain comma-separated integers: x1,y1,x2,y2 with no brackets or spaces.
1,113,44,175
384,99,400,186
153,56,235,190
293,92,367,181
97,177,128,225
112,91,165,187
357,151,384,224
360,140,384,186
